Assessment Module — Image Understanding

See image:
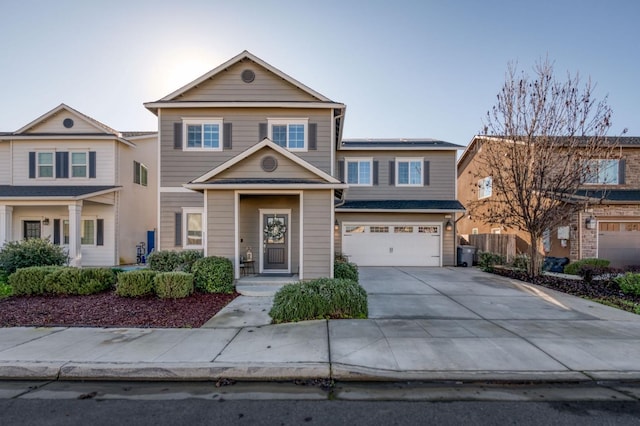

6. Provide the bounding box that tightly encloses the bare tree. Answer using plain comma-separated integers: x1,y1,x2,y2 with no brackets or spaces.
471,58,622,276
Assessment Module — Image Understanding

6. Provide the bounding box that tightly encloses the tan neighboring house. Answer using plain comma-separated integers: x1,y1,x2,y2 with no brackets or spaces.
145,51,465,279
457,135,640,268
0,104,157,266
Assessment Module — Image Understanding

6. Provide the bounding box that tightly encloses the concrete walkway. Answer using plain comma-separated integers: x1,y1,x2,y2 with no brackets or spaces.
1,267,640,382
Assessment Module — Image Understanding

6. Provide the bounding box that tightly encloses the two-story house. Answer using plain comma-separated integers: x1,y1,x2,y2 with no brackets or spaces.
145,51,464,279
457,135,640,268
0,104,157,266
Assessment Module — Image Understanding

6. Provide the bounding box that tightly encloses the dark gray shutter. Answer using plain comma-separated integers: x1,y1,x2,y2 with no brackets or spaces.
89,151,96,178
619,159,626,184
259,123,268,141
373,161,379,185
424,160,430,186
29,152,36,178
55,152,69,178
174,212,182,246
96,219,104,246
223,122,232,149
53,219,60,245
308,123,317,150
174,122,183,149
337,160,344,182
388,160,395,185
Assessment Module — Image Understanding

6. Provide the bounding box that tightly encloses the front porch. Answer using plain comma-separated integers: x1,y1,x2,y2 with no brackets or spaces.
235,273,300,296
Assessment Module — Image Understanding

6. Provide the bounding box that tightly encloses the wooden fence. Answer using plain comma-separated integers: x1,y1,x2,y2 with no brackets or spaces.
468,234,516,263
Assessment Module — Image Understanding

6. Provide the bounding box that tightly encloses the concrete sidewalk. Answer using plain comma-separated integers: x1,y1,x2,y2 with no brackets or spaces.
1,267,640,382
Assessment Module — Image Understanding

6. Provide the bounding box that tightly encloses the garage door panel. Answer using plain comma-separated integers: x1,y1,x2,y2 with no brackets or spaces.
599,222,640,268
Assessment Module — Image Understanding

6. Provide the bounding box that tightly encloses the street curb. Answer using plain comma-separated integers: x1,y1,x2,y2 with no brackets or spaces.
0,362,65,380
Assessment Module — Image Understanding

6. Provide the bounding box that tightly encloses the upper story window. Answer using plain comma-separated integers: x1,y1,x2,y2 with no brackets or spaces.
584,159,619,185
268,119,308,151
346,158,372,186
183,119,223,151
37,152,54,178
71,152,88,178
133,161,148,186
396,158,422,186
478,176,493,199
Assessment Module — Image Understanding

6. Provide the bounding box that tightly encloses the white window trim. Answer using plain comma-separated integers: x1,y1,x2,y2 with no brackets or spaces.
584,159,619,185
182,118,224,152
182,207,204,249
345,157,373,186
395,157,423,187
478,176,493,199
36,151,55,179
69,150,89,179
134,161,148,186
267,118,308,152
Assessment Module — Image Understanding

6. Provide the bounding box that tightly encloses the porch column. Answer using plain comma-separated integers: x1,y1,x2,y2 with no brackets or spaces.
0,205,13,248
68,203,83,266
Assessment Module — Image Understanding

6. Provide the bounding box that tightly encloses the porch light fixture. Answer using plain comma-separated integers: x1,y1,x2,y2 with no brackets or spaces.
585,217,596,230
445,220,453,231
334,220,339,231
42,218,50,226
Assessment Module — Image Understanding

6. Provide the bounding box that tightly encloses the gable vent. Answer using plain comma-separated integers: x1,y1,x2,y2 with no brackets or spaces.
63,118,74,128
241,69,255,83
261,155,278,172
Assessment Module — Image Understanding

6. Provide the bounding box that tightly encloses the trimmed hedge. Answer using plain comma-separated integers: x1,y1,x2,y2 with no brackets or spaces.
192,256,234,294
9,266,115,296
478,252,505,272
154,272,194,299
147,250,203,273
615,272,640,296
116,270,157,297
564,258,610,276
8,266,63,295
334,260,359,282
0,238,68,275
269,278,368,323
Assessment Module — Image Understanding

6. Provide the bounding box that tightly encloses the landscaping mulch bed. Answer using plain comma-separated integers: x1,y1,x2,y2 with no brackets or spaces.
492,268,640,313
0,291,238,328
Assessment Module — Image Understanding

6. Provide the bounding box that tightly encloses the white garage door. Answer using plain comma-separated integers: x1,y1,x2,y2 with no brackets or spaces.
341,223,441,266
598,221,640,268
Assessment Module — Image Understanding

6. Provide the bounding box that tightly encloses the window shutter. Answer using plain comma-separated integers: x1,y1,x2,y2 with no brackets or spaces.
174,122,183,149
223,122,232,149
373,161,379,185
55,152,64,178
53,219,60,245
619,159,626,184
259,123,268,141
61,152,69,178
96,219,104,246
308,123,317,150
174,212,182,247
337,160,344,182
89,151,96,178
424,160,430,186
388,160,395,185
29,152,36,178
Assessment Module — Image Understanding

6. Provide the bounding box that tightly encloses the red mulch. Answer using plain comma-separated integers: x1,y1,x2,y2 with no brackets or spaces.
0,291,238,328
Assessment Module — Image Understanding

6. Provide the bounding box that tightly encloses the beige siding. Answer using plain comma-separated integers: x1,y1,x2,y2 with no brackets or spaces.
159,192,204,250
206,190,235,259
336,150,457,200
0,143,10,184
216,148,322,181
159,108,332,186
335,212,456,266
23,111,106,133
12,139,116,186
178,59,319,102
303,190,333,278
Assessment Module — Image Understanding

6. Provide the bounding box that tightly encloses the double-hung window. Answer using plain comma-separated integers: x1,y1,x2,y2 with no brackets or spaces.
478,176,493,199
71,152,88,178
133,161,148,186
183,119,223,151
183,208,203,248
345,158,372,186
584,159,619,185
63,219,96,245
37,152,54,178
268,119,307,151
396,158,422,186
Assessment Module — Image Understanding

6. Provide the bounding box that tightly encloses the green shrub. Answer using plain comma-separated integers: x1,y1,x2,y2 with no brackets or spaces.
0,238,68,275
269,278,368,323
0,281,12,299
334,252,350,263
615,273,640,296
334,261,359,282
511,254,530,271
82,268,117,290
116,270,157,297
147,250,203,273
154,272,194,299
564,258,610,276
478,252,505,272
8,266,62,295
43,267,116,295
192,256,234,293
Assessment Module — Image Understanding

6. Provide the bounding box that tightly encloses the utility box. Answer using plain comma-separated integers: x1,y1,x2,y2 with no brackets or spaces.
457,245,476,267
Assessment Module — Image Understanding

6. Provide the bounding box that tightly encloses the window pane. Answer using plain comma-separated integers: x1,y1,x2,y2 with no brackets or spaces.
398,162,409,184
601,160,618,184
409,161,422,184
203,124,219,148
187,213,202,246
272,125,287,147
38,152,53,164
288,124,304,149
359,161,371,184
187,125,201,148
72,152,87,177
141,166,148,186
63,220,69,244
347,162,359,184
81,220,94,245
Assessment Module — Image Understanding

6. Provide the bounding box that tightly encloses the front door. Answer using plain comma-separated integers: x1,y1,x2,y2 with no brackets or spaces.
23,221,41,240
262,213,289,271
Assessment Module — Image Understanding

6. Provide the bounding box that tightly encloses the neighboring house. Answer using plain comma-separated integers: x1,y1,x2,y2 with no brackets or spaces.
457,135,640,268
145,51,465,279
0,104,157,266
